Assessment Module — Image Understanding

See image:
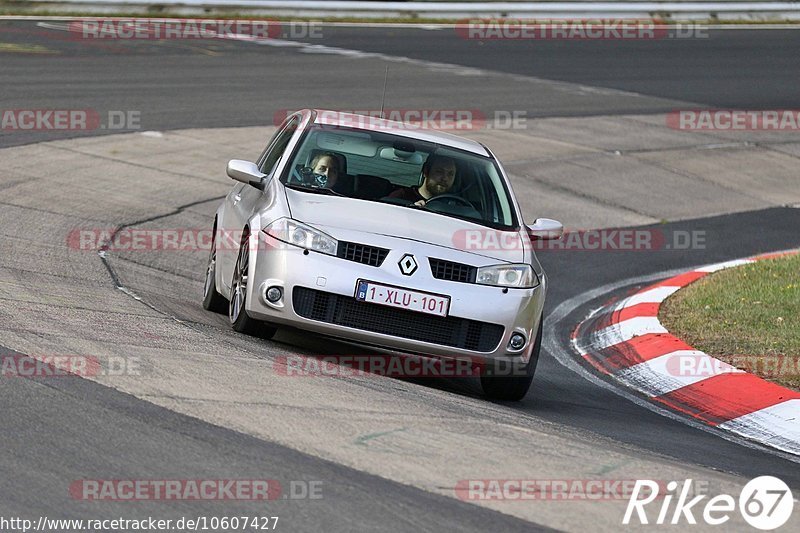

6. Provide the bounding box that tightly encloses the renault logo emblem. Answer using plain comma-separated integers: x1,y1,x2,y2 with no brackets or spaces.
398,254,418,276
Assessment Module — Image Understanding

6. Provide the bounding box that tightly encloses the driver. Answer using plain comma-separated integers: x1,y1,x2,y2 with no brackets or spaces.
388,154,456,206
309,152,342,189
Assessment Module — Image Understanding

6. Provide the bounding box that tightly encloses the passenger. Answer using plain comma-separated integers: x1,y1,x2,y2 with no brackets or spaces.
388,154,456,206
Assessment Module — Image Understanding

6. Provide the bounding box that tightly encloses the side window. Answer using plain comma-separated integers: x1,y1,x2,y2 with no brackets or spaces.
259,115,300,175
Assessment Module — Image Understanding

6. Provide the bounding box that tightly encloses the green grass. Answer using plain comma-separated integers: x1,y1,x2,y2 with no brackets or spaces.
660,253,800,390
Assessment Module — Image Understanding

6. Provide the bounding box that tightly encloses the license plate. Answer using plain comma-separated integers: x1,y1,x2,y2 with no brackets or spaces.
355,280,450,317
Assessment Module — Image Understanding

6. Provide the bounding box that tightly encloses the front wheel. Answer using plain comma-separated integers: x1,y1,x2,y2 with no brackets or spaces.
480,318,543,401
229,230,277,339
202,223,228,313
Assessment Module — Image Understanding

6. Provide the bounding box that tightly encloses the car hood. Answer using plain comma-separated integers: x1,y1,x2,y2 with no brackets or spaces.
284,188,523,263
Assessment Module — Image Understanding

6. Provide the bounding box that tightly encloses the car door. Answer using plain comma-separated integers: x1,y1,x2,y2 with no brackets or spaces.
218,114,302,291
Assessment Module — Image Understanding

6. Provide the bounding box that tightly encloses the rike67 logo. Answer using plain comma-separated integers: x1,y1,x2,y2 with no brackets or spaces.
624,477,794,530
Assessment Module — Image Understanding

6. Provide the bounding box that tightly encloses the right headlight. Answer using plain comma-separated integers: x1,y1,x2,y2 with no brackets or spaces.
262,217,338,256
476,263,539,288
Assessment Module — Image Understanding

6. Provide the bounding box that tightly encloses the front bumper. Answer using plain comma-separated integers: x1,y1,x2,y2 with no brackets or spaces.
245,232,546,364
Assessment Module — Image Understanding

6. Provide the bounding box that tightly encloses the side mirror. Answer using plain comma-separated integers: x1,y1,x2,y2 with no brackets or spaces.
227,159,266,190
527,218,563,240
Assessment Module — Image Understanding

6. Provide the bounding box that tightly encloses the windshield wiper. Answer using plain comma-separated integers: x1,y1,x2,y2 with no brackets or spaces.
400,201,513,230
284,183,343,196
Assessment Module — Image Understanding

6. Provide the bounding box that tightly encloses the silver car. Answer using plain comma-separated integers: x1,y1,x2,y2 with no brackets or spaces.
203,110,563,400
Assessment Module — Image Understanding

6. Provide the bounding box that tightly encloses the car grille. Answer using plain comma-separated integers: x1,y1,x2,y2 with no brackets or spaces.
337,241,389,267
293,287,504,352
429,258,477,284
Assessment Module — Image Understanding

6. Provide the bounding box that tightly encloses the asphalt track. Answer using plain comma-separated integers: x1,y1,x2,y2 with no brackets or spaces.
1,20,800,532
2,22,800,147
286,25,800,109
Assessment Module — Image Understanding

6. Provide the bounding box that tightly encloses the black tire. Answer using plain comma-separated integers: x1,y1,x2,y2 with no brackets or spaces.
480,317,543,401
202,222,228,313
229,229,277,339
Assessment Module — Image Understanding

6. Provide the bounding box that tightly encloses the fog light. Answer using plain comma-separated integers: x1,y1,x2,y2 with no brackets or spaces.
508,333,526,351
266,286,283,303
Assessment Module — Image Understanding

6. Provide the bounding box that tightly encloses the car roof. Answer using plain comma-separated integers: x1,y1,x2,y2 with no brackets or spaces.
309,109,491,158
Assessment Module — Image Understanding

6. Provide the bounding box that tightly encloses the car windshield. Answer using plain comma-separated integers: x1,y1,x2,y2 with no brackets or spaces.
281,123,518,229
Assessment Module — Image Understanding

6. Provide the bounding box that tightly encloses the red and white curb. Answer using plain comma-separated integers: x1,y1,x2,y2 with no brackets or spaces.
573,250,800,455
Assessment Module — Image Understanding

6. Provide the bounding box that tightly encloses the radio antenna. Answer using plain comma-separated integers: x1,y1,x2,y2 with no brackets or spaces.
379,65,389,119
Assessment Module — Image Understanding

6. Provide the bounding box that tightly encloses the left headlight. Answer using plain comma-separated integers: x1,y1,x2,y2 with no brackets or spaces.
262,217,338,256
476,263,539,288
